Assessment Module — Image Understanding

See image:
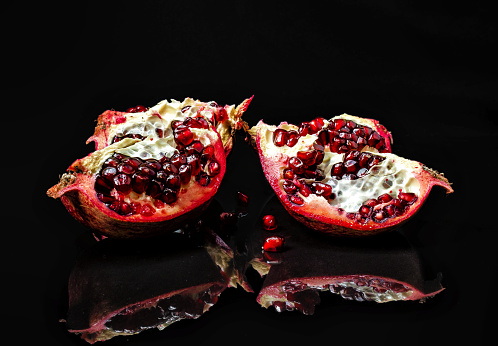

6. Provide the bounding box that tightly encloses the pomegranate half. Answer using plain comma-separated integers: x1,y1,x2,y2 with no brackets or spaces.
249,114,453,237
48,97,252,239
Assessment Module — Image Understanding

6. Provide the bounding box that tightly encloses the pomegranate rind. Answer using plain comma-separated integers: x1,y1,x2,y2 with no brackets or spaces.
47,97,253,239
252,119,453,237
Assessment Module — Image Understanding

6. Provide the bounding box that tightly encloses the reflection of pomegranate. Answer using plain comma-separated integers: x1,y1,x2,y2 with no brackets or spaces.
47,97,252,238
248,196,444,315
66,233,229,343
249,114,453,236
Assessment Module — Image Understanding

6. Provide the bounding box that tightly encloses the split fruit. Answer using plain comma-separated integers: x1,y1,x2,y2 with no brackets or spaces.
249,114,453,236
48,97,252,239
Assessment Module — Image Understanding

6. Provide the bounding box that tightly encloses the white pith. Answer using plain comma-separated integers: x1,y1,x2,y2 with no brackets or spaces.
77,98,220,175
258,121,420,214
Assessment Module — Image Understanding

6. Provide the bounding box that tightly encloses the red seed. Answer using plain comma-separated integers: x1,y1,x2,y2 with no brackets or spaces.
298,123,310,136
131,172,150,194
237,191,249,206
333,119,346,130
170,153,187,168
283,168,295,180
311,182,332,197
273,129,288,147
398,192,417,205
282,180,297,194
187,153,201,176
178,164,192,184
377,193,393,203
367,131,381,147
332,162,344,176
286,130,299,147
263,236,285,252
161,188,178,204
289,157,305,174
140,203,156,217
297,150,317,166
113,174,132,194
207,160,220,176
288,194,304,205
262,215,278,231
174,127,194,146
196,172,211,186
359,205,372,217
344,159,359,174
186,140,204,155
200,145,215,163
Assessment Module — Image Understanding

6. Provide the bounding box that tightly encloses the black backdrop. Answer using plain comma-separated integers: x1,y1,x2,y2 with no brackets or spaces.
7,1,497,345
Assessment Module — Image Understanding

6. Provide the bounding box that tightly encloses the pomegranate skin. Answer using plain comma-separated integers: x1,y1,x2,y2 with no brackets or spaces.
250,117,453,237
48,97,251,239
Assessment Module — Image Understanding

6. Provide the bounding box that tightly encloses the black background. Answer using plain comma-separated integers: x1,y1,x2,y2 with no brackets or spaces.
6,1,497,345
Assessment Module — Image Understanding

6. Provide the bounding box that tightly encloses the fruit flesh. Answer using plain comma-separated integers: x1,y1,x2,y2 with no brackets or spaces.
48,97,251,239
250,115,453,236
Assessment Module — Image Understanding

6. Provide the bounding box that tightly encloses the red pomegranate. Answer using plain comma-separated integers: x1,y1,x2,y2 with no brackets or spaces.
249,114,453,236
48,97,252,239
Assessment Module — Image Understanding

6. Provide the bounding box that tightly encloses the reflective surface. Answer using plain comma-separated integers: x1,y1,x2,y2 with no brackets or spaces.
15,2,497,345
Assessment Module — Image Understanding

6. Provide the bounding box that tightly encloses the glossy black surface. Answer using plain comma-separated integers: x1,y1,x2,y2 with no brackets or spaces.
10,1,497,345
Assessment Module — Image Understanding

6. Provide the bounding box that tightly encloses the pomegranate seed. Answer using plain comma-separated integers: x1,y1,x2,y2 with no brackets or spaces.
263,236,285,252
216,107,228,123
298,122,310,136
367,131,381,147
201,145,215,163
110,201,133,215
308,118,324,133
165,174,181,190
333,119,346,130
207,160,221,176
123,157,143,169
113,174,132,194
146,179,163,198
359,205,372,217
174,127,194,146
283,168,295,180
288,194,304,205
282,180,297,194
332,162,344,176
178,164,192,184
364,199,379,207
186,140,204,154
162,162,179,175
103,156,120,168
345,150,361,161
346,120,357,129
297,150,317,166
137,165,156,177
131,172,150,194
101,166,117,183
273,129,288,147
398,192,417,205
97,192,114,204
344,159,359,174
286,130,299,147
353,127,365,137
311,182,332,197
262,215,278,231
161,188,178,204
144,159,162,171
237,191,249,206
196,172,211,186
170,153,187,168
181,106,191,113
117,162,136,175
315,151,324,165
384,204,396,217
187,154,201,176
358,152,373,168
373,210,386,221
318,130,330,145
377,193,393,203
289,157,305,174
339,126,351,134
299,182,312,197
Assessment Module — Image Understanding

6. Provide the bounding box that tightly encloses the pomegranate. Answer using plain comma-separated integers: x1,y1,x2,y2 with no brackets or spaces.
249,195,444,314
47,97,252,239
249,114,453,236
66,233,229,343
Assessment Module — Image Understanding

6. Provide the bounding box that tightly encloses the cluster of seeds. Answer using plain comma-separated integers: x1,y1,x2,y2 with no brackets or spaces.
274,117,418,224
345,191,418,223
94,115,221,216
282,148,386,206
273,117,389,153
